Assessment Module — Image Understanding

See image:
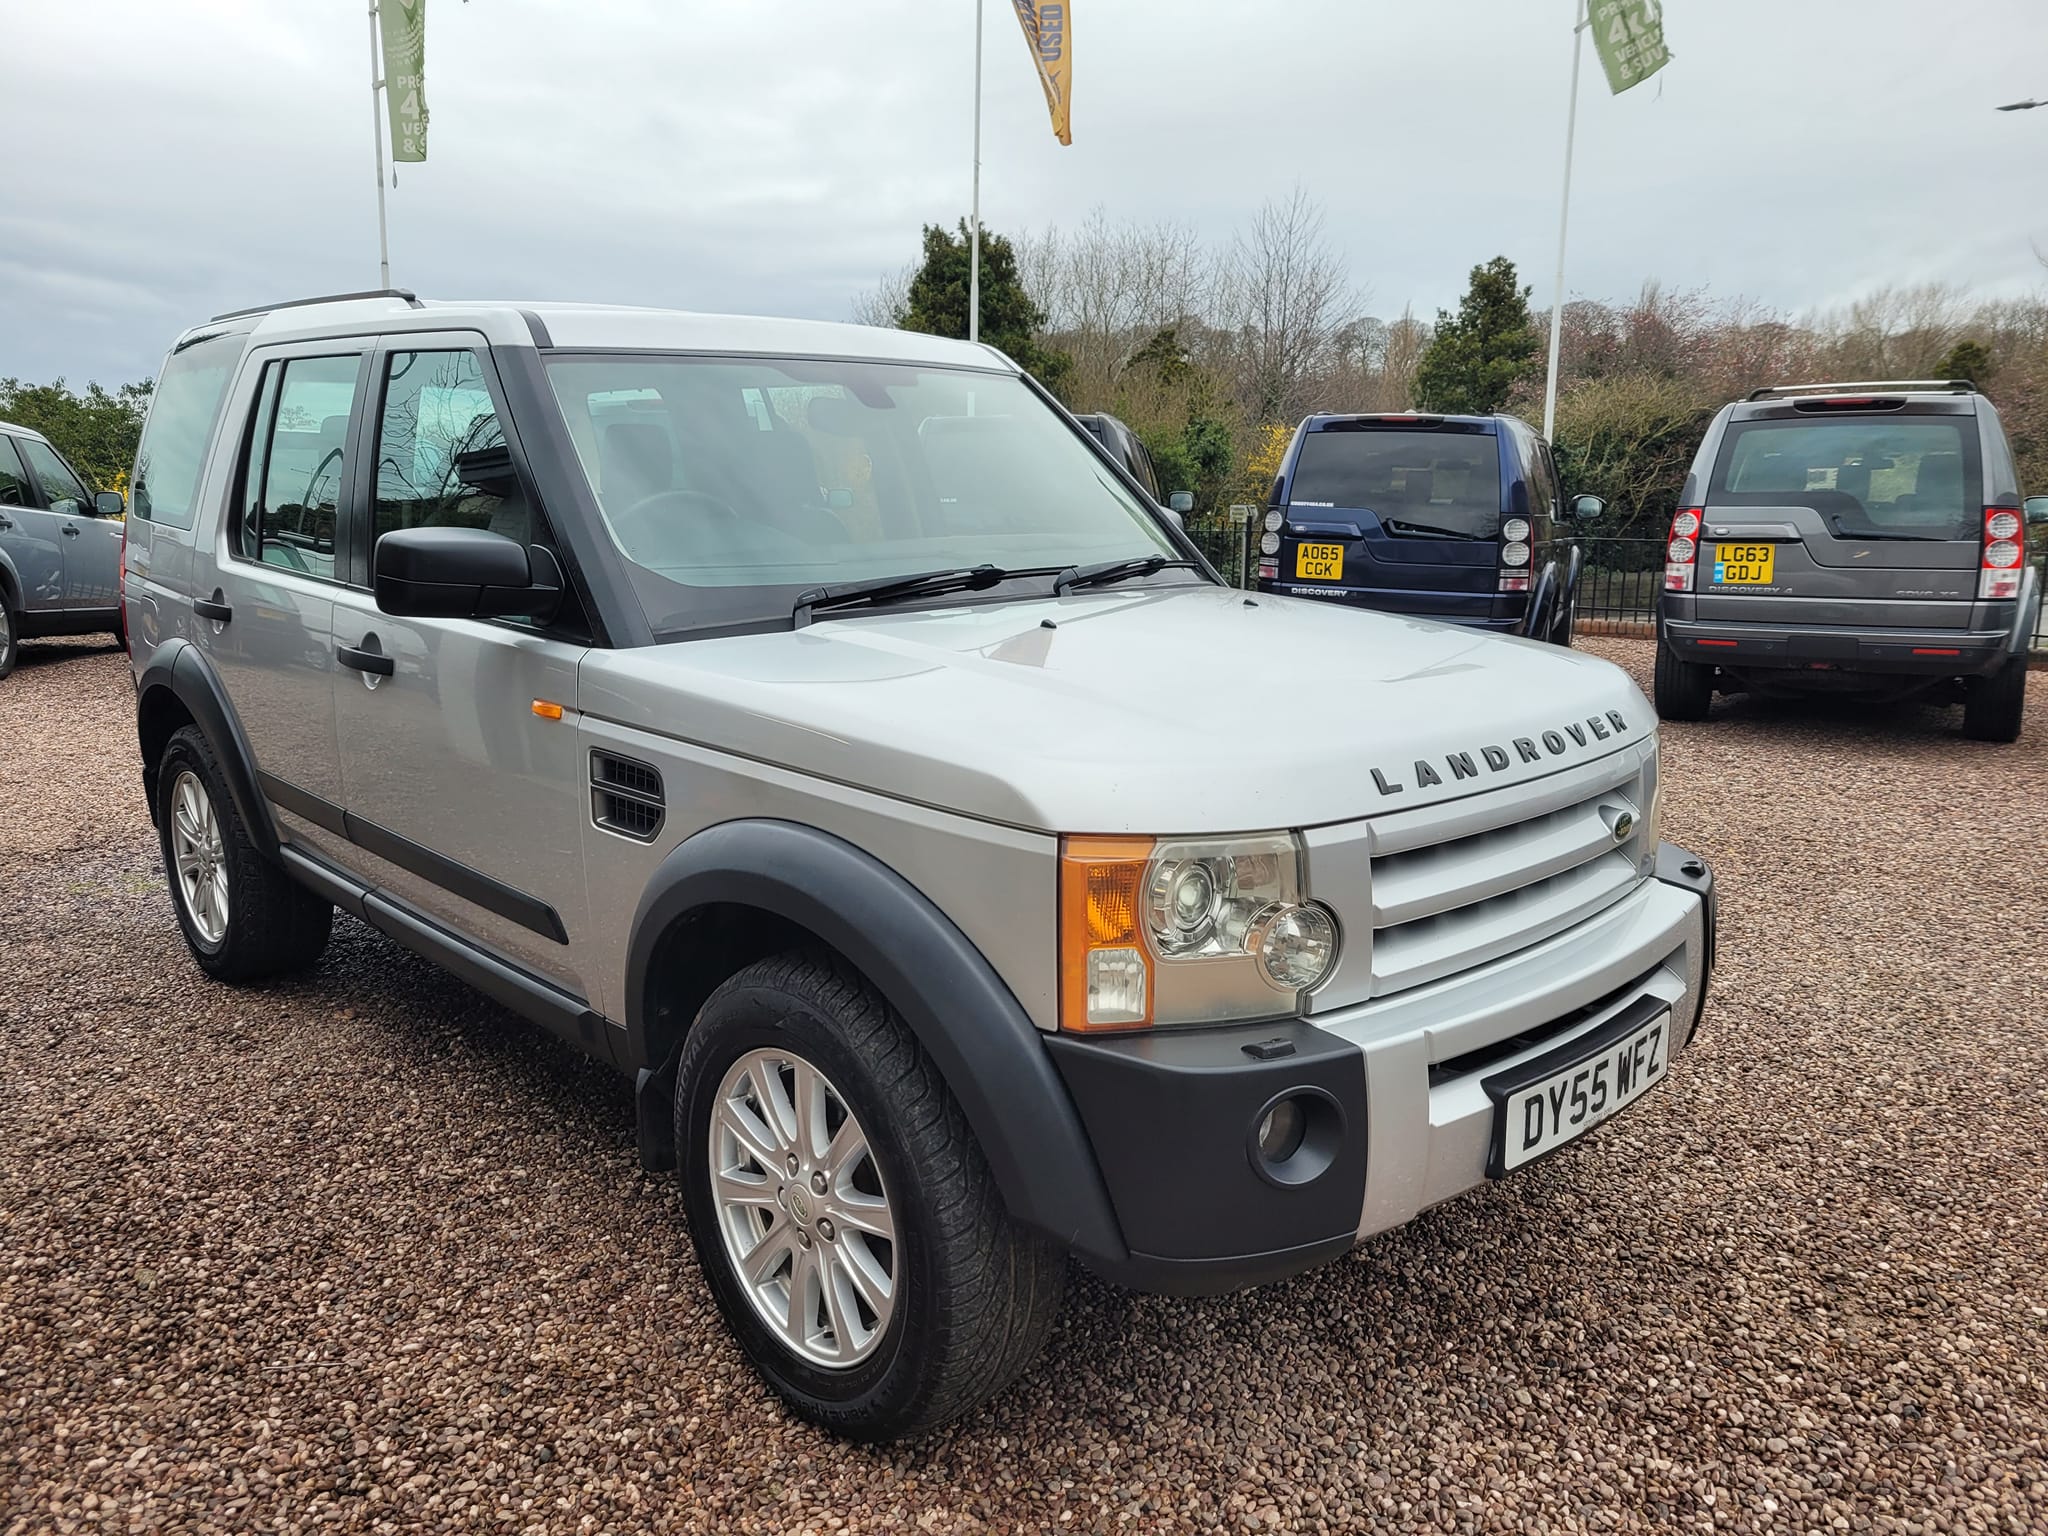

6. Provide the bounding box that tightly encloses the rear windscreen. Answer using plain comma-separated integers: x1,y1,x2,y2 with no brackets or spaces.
1289,429,1502,538
1711,417,1980,540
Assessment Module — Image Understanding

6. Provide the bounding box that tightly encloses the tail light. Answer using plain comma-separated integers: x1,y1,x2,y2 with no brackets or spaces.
1980,507,2024,599
1256,559,1278,582
1497,517,1532,592
1665,508,1702,591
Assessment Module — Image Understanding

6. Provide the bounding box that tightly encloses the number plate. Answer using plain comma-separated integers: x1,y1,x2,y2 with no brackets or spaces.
1712,542,1775,586
1484,1003,1671,1176
1295,542,1344,580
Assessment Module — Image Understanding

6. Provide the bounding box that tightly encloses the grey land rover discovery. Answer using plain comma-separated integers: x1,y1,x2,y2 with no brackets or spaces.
126,292,1717,1439
1655,379,2046,740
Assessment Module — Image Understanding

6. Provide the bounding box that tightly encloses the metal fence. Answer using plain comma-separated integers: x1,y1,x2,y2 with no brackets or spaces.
1185,523,2048,653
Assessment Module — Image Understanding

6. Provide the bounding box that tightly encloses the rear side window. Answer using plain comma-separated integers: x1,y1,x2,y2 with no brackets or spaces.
1712,417,1980,539
237,355,361,581
131,332,247,529
372,350,529,545
1290,428,1503,539
0,437,33,507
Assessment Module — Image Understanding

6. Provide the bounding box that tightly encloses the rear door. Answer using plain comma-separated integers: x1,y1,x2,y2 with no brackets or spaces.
1697,402,1981,630
0,434,66,616
1280,419,1501,621
14,435,122,611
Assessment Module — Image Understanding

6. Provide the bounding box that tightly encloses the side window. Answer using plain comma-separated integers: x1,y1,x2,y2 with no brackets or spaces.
131,331,247,529
239,355,360,581
372,350,528,545
16,437,91,516
1525,436,1560,535
0,437,30,507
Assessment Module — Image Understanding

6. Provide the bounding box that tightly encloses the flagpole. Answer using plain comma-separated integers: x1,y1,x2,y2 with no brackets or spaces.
1541,0,1587,442
368,0,391,289
969,0,984,344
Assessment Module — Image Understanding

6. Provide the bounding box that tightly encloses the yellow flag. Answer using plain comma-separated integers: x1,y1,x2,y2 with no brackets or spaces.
1009,1,1072,146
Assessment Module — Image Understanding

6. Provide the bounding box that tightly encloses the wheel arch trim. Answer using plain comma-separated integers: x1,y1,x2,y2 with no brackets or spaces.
136,637,280,859
624,818,1128,1264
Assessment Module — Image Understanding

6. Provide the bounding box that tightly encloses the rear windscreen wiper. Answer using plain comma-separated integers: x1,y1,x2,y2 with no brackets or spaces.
794,564,1040,625
1052,555,1204,594
1827,522,1950,542
1381,517,1481,540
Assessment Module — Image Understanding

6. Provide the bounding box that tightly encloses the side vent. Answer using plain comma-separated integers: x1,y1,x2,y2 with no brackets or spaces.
591,750,665,843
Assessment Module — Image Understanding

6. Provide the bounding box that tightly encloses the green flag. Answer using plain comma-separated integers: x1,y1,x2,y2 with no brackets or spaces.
1590,0,1670,95
380,0,428,163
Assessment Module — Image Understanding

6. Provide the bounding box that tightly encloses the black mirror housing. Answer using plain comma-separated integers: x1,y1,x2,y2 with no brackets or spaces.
374,525,561,622
94,490,125,518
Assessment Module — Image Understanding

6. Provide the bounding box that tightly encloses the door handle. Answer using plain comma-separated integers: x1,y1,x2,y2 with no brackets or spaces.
337,642,395,677
0,515,13,530
192,596,232,623
61,524,80,537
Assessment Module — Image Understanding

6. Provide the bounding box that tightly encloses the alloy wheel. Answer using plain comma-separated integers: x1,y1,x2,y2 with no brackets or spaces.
170,770,228,945
708,1047,897,1368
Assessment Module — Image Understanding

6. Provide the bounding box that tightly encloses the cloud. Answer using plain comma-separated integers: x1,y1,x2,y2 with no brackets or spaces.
6,0,2045,384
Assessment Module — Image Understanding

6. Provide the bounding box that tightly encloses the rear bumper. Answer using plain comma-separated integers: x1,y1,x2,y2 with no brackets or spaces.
1662,615,2014,676
1258,580,1515,630
1049,843,1715,1296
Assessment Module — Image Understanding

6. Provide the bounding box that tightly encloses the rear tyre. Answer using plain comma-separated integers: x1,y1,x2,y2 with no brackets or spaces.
1962,654,2026,743
1654,640,1714,721
156,726,333,981
0,587,18,680
677,950,1065,1441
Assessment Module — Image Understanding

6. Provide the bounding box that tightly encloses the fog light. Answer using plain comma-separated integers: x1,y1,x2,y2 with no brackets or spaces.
1256,1098,1307,1163
1253,903,1338,991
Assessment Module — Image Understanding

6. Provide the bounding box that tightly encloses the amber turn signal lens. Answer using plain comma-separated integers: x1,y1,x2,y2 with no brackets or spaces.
1058,836,1154,1032
531,699,565,720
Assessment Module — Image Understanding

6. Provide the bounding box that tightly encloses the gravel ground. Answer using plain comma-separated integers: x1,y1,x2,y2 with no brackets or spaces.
3,632,2046,1536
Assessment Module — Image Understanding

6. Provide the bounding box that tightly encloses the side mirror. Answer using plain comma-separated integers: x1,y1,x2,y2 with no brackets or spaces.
94,490,125,518
2025,495,2048,527
374,526,561,622
1168,491,1195,514
826,487,855,510
1569,494,1607,523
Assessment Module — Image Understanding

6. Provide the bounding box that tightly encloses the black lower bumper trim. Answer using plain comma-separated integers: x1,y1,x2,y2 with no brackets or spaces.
1087,1232,1358,1297
1653,840,1716,1042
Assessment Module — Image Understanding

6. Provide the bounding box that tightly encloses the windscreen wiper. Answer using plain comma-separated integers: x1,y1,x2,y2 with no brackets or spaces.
1052,555,1204,595
1827,523,1949,542
1381,517,1480,540
793,564,1041,626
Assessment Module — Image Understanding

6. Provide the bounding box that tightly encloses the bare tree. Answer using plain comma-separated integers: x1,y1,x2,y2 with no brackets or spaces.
849,262,912,329
1217,186,1357,425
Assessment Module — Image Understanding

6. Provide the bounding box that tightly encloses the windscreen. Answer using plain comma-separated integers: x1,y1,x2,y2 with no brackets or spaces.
1288,428,1503,539
1710,417,1981,539
546,357,1182,636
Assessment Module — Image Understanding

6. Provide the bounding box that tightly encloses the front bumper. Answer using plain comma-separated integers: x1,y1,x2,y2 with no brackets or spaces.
1050,842,1716,1296
1662,616,2014,677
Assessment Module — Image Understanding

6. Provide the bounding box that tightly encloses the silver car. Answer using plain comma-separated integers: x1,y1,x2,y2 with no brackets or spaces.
0,420,127,677
126,293,1718,1440
1655,379,2047,740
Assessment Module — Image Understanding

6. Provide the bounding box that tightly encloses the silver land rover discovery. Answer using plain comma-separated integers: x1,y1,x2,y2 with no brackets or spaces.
125,293,1717,1440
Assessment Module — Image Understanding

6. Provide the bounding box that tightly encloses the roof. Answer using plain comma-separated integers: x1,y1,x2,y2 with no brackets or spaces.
0,419,50,442
187,293,1015,372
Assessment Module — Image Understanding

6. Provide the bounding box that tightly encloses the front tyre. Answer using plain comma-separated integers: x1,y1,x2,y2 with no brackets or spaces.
155,726,333,981
676,951,1064,1441
1654,640,1714,721
1962,653,2027,743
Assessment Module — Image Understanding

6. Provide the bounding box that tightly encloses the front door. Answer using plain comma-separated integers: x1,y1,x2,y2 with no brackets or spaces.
0,435,66,616
329,339,592,997
13,434,120,612
195,347,368,868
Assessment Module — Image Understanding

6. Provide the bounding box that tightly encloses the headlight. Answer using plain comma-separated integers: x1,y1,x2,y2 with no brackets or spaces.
1059,833,1341,1031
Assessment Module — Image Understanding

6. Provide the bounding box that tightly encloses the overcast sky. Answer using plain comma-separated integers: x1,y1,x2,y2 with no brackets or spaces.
8,0,2047,385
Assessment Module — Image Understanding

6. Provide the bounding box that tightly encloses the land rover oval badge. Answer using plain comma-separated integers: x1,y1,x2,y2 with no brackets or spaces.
1612,811,1635,843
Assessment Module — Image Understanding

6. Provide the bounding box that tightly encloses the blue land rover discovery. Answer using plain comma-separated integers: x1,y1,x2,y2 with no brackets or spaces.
1255,412,1600,645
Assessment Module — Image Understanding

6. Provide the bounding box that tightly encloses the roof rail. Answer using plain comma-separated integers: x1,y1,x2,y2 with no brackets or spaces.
1746,379,1976,401
209,288,424,323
